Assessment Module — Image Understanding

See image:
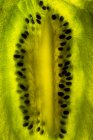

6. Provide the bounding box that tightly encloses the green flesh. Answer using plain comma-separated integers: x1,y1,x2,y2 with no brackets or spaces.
0,0,93,140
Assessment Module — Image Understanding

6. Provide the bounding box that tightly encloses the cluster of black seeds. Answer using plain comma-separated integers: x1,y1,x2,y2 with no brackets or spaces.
38,0,50,10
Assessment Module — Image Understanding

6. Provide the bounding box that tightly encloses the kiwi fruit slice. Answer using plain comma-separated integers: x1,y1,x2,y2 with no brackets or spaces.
0,0,93,140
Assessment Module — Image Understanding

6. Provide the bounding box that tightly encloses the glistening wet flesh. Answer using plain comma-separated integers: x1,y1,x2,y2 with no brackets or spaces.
0,0,93,140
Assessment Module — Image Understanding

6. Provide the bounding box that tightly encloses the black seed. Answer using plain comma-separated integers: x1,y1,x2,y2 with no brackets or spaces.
64,95,70,99
62,70,67,75
59,84,65,88
67,54,71,57
58,55,64,58
19,84,27,91
23,122,29,127
40,130,44,134
21,33,27,39
24,100,30,104
66,82,72,85
63,66,68,70
60,16,64,22
47,6,50,10
17,71,23,77
60,120,66,125
66,77,72,80
52,14,57,20
63,110,69,115
60,42,66,46
66,36,72,40
65,61,70,66
65,72,71,76
61,129,67,134
16,43,21,47
61,104,67,108
31,19,35,24
36,14,41,19
21,68,26,71
23,110,28,113
19,39,24,43
59,34,65,39
37,127,40,131
24,116,30,120
21,49,26,53
17,62,24,67
67,47,71,51
58,100,62,104
59,133,64,138
19,105,25,109
58,64,63,67
29,14,32,18
58,92,64,97
64,88,70,92
28,124,33,129
39,1,43,6
24,94,29,97
65,29,71,34
59,73,62,77
25,31,29,35
63,22,69,26
25,18,29,23
58,47,63,51
42,6,46,10
14,54,21,58
36,19,41,24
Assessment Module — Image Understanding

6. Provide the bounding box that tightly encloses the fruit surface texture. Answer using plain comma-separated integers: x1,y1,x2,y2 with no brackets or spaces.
0,0,93,140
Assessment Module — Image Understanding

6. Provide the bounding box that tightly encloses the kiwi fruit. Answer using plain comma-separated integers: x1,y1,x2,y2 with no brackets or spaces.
0,0,93,140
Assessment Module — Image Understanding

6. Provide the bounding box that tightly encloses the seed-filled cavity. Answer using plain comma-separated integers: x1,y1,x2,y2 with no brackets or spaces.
62,70,67,75
22,110,28,114
16,43,21,47
63,66,68,70
16,71,24,77
25,18,29,23
58,92,64,97
60,120,66,125
31,19,35,24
